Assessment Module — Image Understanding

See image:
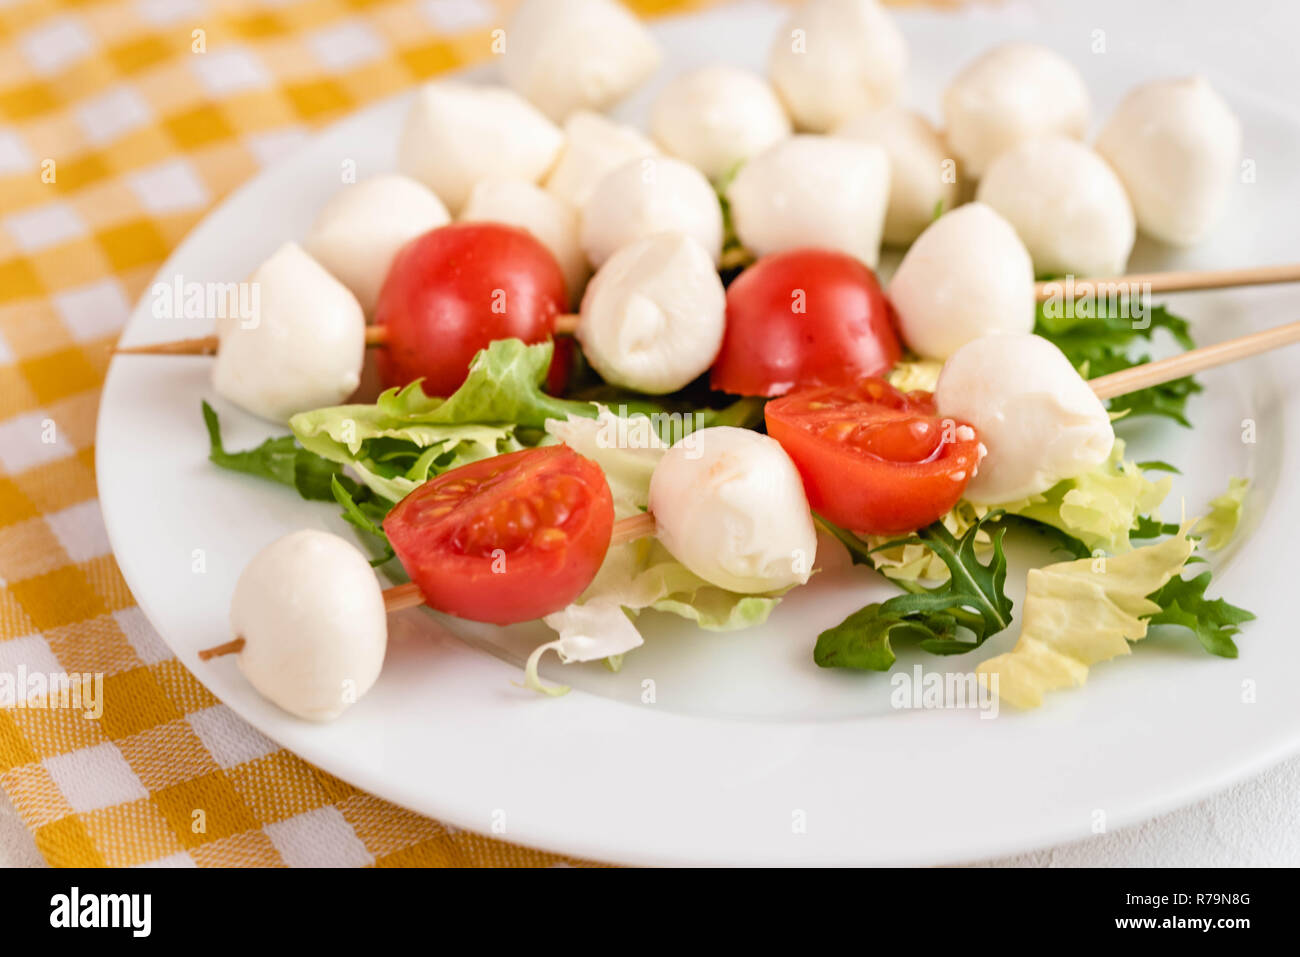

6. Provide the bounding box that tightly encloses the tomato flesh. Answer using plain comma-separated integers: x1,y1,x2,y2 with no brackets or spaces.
374,222,567,397
765,379,983,535
711,249,902,397
383,445,614,624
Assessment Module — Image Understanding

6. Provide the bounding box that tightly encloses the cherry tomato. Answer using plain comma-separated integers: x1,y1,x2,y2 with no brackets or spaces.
765,379,983,535
712,249,901,397
383,445,614,625
545,334,576,396
375,222,567,396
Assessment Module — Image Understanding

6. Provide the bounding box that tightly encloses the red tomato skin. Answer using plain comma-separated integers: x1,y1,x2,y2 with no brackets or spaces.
711,249,902,397
765,379,982,535
383,446,614,625
374,223,567,397
545,334,576,396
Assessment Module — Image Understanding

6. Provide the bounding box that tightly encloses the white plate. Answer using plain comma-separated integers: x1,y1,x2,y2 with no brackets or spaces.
97,1,1300,865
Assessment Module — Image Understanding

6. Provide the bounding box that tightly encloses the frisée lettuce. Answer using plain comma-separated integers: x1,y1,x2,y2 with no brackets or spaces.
524,409,786,694
205,342,784,695
1196,476,1249,550
976,524,1254,708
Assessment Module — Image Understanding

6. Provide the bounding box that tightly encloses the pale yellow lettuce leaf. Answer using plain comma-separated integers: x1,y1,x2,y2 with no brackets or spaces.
865,501,992,581
886,359,943,393
976,528,1197,708
1195,477,1248,550
997,439,1171,554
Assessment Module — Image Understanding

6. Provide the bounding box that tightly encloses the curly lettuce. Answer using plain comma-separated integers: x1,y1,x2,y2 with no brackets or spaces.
288,339,595,502
525,411,785,693
974,525,1253,708
1196,477,1249,550
997,439,1173,554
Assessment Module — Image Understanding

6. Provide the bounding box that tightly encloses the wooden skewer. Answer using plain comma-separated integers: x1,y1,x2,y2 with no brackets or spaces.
116,334,223,356
197,510,658,659
198,637,245,660
116,264,1300,355
194,316,1300,661
1088,319,1300,399
1035,262,1300,301
116,315,580,356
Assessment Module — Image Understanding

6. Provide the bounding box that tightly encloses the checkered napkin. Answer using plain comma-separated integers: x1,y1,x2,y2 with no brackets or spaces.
0,0,747,868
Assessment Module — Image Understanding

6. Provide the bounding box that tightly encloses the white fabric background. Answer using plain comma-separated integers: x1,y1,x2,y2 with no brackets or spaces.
3,0,1297,868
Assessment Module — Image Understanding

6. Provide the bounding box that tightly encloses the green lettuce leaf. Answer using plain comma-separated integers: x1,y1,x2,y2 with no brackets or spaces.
289,339,594,502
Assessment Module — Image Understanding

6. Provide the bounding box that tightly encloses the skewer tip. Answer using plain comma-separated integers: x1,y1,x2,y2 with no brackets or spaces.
198,637,245,660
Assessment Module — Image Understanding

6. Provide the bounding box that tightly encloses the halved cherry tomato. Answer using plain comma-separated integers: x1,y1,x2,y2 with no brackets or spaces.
383,445,614,625
375,222,567,397
711,249,902,397
765,379,983,535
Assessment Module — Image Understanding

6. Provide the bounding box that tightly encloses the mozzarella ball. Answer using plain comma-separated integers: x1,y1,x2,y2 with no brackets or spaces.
935,333,1115,503
887,203,1035,359
837,106,961,246
649,427,817,593
398,82,563,213
213,243,364,423
769,0,907,132
580,156,723,267
229,530,387,721
577,232,725,393
501,0,661,121
727,135,890,267
650,66,791,180
1096,75,1241,246
977,137,1135,277
942,43,1090,178
304,175,450,313
545,110,659,208
461,179,588,306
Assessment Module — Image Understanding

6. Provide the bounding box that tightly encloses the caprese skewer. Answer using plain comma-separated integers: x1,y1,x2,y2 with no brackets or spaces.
197,318,1300,719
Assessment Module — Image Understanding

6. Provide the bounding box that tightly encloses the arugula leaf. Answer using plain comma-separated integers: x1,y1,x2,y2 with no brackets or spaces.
1110,373,1202,426
203,400,299,487
999,513,1092,559
1034,302,1202,426
1136,460,1182,474
330,475,394,567
813,604,944,671
815,513,1013,671
1132,514,1182,540
205,401,395,564
205,400,358,503
814,514,877,568
1146,570,1255,658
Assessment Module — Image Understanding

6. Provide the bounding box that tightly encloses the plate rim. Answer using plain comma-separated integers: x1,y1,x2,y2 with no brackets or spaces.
94,2,1300,865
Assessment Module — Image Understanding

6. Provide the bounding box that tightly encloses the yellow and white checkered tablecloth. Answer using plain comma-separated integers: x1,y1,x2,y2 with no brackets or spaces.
0,0,748,869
